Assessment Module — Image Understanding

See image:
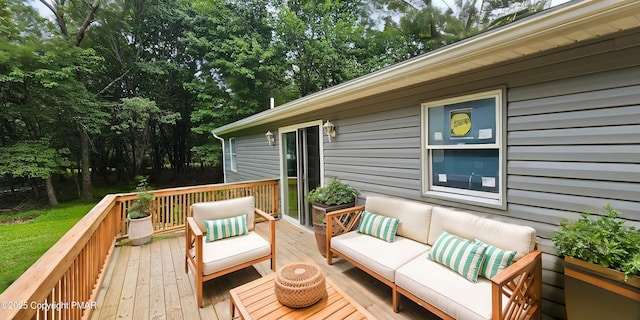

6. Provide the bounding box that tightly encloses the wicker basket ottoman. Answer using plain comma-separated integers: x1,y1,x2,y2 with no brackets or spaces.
274,263,326,308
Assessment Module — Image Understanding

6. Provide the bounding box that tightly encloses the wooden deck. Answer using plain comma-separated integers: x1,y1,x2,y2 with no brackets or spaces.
91,219,438,320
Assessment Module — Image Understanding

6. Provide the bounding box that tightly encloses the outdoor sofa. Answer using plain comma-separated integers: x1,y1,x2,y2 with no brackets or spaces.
325,196,542,320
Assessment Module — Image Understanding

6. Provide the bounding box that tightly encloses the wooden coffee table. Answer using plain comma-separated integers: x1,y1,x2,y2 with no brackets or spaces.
229,272,377,319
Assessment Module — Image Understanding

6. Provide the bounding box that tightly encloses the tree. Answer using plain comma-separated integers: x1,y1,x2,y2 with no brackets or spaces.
39,0,106,201
0,141,70,206
274,0,374,96
111,97,180,175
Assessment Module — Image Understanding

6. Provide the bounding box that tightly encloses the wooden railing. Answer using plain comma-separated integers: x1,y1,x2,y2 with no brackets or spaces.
0,179,279,320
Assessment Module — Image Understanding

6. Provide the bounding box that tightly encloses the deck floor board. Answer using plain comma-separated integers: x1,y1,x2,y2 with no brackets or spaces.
91,219,437,320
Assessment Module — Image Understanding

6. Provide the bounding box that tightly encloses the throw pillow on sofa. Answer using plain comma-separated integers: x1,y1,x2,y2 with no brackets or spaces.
474,239,517,279
427,231,487,283
357,210,400,242
204,214,248,242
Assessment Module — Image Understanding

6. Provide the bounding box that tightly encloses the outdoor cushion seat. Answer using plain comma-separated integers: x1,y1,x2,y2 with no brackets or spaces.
331,232,429,282
185,196,276,308
396,252,507,320
194,231,272,276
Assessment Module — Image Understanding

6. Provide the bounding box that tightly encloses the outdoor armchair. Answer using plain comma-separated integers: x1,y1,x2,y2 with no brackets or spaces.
185,196,276,308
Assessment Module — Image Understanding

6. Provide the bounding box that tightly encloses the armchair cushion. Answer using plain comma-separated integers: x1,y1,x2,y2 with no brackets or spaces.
204,214,248,242
357,210,400,242
196,231,271,276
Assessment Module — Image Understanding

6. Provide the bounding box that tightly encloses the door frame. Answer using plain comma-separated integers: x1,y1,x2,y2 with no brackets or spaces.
278,120,325,226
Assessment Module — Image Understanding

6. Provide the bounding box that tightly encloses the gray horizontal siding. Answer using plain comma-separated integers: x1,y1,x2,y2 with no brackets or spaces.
508,175,640,202
509,105,640,130
226,134,280,183
323,106,423,199
509,85,640,116
508,161,640,182
508,145,640,163
508,125,640,145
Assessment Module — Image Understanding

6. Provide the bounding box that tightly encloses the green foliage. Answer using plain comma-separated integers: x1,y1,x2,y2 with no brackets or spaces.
552,205,640,280
307,178,360,206
0,140,71,179
127,177,155,219
0,202,94,293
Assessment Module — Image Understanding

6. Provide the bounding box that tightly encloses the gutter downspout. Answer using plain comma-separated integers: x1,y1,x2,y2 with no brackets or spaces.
211,130,227,183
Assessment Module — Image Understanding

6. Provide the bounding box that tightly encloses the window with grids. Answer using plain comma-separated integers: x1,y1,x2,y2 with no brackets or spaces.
422,89,504,207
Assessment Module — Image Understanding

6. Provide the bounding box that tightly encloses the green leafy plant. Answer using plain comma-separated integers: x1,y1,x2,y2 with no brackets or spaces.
127,178,155,219
307,178,360,206
552,205,640,280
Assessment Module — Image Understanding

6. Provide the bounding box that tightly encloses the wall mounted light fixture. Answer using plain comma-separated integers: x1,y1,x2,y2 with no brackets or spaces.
323,120,336,142
265,131,275,146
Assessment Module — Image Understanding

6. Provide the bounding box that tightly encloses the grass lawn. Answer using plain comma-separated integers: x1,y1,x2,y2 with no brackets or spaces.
0,202,95,293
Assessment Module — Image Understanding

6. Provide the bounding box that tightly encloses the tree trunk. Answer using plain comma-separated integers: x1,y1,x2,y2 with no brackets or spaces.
45,176,59,206
80,129,93,201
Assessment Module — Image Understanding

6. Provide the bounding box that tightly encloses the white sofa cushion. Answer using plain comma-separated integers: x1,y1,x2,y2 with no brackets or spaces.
192,196,255,232
396,252,505,320
365,196,433,244
197,231,271,276
332,231,429,282
428,207,536,260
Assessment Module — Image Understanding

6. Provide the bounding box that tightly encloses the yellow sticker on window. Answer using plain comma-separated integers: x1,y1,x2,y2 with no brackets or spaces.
450,110,471,137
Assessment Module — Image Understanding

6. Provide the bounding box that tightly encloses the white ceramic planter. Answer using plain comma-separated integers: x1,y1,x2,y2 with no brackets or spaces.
128,215,153,246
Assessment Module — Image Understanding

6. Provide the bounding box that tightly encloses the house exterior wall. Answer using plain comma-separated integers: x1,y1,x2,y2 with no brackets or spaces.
224,134,280,183
322,29,640,319
220,28,640,319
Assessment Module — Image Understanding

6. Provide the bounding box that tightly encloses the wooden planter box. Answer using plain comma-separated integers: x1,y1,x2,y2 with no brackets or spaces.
311,202,355,257
564,256,640,320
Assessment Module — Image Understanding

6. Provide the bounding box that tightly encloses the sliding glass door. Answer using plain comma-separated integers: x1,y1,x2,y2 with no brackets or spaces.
281,124,321,226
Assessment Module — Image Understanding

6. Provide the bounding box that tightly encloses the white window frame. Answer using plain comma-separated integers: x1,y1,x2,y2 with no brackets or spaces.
421,89,506,208
229,137,238,173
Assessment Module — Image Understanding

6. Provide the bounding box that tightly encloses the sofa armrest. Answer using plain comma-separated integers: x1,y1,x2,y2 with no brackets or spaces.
326,205,365,263
491,249,542,320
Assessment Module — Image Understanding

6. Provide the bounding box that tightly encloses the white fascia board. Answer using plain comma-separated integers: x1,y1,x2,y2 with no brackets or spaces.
213,0,639,136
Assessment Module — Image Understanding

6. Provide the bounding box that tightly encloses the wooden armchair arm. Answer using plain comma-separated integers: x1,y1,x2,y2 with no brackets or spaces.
254,207,275,222
186,216,203,237
326,205,365,263
491,250,542,320
254,208,276,271
185,217,204,275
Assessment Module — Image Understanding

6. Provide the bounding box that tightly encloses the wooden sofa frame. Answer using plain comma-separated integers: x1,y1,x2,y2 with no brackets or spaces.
325,205,542,320
185,207,276,308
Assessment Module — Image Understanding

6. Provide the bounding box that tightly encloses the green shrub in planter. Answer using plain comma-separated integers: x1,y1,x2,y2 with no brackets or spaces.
552,204,640,280
307,178,360,207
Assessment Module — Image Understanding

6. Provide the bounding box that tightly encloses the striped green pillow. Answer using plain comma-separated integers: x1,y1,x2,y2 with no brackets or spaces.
474,239,517,279
204,214,248,242
357,210,400,242
427,231,487,283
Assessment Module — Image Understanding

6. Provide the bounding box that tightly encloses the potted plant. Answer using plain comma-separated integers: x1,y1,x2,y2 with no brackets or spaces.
552,204,640,320
307,178,360,257
127,181,155,246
